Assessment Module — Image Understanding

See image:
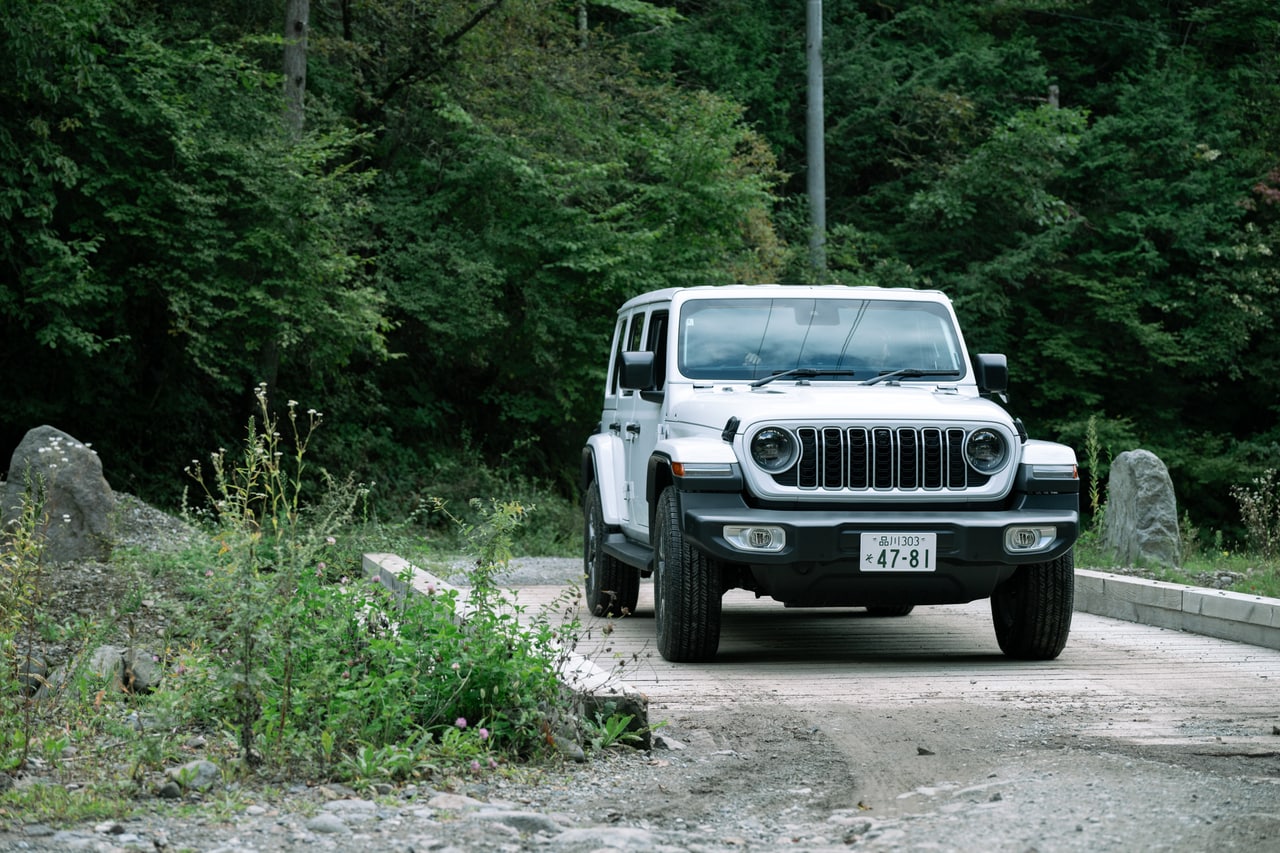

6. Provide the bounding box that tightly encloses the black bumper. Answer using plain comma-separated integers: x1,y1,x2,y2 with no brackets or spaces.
677,490,1079,607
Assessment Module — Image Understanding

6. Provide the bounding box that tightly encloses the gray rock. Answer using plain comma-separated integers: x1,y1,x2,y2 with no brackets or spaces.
305,812,351,834
1103,449,1181,568
87,645,125,688
426,791,488,812
165,759,222,792
469,809,565,835
548,826,675,851
1,425,115,563
17,652,48,697
123,647,163,693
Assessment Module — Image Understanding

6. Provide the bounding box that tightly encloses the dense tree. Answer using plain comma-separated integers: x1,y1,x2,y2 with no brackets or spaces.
2,0,1278,536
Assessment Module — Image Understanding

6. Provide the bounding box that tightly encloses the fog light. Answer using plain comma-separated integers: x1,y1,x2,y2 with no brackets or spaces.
724,525,786,553
1005,526,1056,553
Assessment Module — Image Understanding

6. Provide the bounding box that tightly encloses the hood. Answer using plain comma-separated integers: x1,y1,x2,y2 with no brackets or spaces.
667,382,1013,431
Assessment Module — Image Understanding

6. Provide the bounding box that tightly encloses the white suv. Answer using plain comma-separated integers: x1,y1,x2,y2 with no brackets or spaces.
581,285,1080,662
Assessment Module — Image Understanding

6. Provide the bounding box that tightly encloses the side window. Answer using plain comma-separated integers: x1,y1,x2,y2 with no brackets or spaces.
647,310,669,391
627,312,646,351
608,317,628,397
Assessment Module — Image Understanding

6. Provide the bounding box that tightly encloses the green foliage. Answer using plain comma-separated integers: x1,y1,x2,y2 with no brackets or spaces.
1231,470,1280,561
166,390,571,776
3,0,1280,538
584,711,643,753
0,469,49,774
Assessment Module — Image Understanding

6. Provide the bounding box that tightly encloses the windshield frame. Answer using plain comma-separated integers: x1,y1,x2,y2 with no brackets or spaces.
674,295,969,384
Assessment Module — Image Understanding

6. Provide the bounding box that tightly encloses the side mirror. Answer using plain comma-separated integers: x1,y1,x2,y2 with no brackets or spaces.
975,353,1008,397
620,351,657,391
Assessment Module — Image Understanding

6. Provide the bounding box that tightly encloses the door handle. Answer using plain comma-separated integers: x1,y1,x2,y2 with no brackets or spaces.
625,423,641,436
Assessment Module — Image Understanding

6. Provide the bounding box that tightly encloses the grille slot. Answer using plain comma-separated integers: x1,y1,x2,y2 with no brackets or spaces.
786,426,975,491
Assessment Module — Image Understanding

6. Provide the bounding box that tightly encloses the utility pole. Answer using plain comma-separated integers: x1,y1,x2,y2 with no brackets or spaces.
806,0,826,277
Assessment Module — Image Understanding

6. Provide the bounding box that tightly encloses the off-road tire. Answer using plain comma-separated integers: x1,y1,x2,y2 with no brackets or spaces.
866,605,915,617
654,487,722,662
583,482,639,617
990,549,1075,660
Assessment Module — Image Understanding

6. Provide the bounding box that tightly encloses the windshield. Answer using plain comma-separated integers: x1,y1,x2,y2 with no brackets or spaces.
677,297,965,382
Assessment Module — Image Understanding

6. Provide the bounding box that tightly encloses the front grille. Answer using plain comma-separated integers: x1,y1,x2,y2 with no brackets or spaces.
774,426,985,491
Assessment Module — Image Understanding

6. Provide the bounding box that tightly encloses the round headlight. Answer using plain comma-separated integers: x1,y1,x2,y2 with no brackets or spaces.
750,427,797,472
965,428,1007,474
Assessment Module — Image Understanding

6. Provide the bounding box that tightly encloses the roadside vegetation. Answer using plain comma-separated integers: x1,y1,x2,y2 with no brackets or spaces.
1076,415,1280,598
0,392,630,828
4,389,1280,828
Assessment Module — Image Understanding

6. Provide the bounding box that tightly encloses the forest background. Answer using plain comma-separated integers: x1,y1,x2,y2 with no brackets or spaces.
2,0,1278,545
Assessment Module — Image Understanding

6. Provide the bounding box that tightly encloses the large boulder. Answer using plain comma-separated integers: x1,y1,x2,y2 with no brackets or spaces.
1,426,116,563
1102,449,1181,568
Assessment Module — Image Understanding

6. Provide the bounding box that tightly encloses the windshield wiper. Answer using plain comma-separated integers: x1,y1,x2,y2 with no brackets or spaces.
861,368,960,386
751,368,858,388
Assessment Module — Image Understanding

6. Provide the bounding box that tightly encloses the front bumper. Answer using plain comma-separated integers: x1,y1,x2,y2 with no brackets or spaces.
677,491,1079,607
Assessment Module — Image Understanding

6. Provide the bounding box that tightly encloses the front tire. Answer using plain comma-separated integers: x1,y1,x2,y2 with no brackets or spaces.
866,605,914,617
583,482,639,617
990,550,1075,660
654,487,722,662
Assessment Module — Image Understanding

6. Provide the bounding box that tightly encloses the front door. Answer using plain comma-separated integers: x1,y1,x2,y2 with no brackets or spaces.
619,308,668,540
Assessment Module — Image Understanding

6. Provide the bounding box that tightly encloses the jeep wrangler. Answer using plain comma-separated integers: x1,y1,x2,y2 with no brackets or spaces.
581,285,1079,663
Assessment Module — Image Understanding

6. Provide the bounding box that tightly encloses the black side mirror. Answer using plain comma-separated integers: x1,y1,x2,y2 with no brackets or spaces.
975,353,1008,398
620,351,656,391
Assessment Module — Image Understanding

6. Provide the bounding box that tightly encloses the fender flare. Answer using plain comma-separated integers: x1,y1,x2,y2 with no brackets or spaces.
582,435,627,527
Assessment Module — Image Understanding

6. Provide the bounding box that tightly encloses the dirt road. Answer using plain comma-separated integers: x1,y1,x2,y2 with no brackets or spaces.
7,562,1277,852
516,579,1280,851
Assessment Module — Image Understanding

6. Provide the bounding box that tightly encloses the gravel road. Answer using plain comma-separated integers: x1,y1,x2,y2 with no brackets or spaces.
5,553,1280,852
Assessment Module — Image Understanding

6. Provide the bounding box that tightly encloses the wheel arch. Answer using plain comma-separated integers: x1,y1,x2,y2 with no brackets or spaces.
583,435,627,527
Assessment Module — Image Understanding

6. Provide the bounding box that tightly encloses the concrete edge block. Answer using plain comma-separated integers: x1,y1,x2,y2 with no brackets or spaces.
1075,569,1280,651
1183,587,1280,628
361,553,650,738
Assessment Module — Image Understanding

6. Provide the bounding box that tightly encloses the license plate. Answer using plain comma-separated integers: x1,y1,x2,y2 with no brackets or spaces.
860,533,937,572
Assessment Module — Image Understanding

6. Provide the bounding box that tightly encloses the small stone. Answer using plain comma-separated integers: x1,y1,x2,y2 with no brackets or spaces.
917,746,935,756
157,781,182,799
653,734,687,751
306,813,350,834
469,810,564,835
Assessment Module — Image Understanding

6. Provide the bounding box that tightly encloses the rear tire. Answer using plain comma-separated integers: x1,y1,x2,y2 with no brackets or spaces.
654,487,722,662
991,550,1075,660
583,482,639,617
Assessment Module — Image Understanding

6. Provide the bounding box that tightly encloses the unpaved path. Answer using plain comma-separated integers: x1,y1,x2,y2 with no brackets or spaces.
4,559,1279,852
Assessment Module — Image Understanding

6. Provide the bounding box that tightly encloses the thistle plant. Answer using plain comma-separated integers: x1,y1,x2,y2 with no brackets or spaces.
183,383,347,764
1232,469,1280,561
0,467,49,774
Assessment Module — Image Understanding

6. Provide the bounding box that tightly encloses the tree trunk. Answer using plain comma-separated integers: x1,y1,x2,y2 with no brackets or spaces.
283,0,309,141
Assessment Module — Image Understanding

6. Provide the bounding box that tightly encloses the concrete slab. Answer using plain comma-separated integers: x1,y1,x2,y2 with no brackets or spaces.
1075,569,1280,651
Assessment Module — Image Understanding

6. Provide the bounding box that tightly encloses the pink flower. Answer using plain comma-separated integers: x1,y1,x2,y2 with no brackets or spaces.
470,759,481,773
455,717,467,729
478,728,489,741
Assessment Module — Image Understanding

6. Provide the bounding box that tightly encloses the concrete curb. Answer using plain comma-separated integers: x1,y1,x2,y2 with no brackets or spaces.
1075,569,1280,651
361,553,650,744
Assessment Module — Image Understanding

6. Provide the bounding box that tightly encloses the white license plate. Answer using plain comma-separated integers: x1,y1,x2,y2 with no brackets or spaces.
860,533,937,572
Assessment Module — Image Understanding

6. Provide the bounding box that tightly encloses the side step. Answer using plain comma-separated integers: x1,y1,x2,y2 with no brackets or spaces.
604,533,653,573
